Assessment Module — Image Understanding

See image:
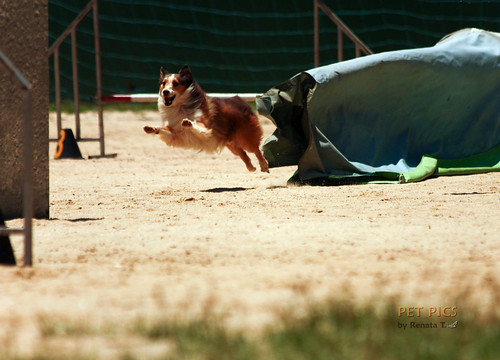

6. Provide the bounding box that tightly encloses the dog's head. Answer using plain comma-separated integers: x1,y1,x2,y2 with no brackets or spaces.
158,65,193,107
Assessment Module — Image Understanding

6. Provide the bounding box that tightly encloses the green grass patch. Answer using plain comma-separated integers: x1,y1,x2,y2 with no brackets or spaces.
2,301,499,359
37,313,117,337
262,302,500,360
133,316,257,360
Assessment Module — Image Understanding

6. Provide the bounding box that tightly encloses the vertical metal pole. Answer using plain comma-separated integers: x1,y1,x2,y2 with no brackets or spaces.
23,87,33,266
93,0,105,156
313,0,319,67
54,48,62,137
71,29,81,140
337,29,343,62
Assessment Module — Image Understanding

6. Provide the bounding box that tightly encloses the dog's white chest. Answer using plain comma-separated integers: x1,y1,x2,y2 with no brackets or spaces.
159,105,202,128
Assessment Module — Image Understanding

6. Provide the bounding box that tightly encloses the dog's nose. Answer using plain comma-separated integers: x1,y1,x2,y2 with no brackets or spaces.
162,89,170,96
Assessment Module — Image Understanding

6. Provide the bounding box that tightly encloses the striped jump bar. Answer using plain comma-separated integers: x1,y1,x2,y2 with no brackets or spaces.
101,93,259,103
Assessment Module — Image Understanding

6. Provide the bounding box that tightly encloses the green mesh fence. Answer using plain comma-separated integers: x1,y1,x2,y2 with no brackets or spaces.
49,0,500,100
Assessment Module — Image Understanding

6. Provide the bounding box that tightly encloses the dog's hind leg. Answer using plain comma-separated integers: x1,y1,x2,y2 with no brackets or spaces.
226,143,256,172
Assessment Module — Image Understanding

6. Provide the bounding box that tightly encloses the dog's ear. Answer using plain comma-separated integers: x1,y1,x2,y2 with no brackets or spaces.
159,66,168,80
179,65,193,85
179,65,191,76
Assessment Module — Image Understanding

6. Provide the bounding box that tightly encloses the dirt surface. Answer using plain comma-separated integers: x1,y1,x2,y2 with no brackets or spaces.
3,110,500,355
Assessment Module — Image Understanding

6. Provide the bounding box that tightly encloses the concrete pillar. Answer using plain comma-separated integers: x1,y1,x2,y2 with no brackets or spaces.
0,0,49,219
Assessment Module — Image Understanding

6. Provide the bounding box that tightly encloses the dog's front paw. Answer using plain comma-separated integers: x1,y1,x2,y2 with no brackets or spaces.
144,126,160,134
181,119,193,127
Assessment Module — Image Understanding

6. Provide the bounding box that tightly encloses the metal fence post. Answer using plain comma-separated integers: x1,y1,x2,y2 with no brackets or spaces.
313,0,373,66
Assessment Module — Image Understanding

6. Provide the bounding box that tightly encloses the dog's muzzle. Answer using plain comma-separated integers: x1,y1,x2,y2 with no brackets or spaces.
162,90,176,106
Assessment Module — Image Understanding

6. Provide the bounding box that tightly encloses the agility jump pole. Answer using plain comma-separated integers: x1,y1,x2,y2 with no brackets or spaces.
49,0,117,159
101,93,259,103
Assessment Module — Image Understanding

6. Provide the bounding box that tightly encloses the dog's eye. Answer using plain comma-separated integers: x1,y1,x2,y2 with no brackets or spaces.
172,81,178,87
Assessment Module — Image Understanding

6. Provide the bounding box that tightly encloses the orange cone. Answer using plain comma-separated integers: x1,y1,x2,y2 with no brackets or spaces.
54,128,83,159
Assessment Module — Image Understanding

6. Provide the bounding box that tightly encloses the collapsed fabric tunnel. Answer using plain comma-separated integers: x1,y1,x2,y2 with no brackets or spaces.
257,28,500,185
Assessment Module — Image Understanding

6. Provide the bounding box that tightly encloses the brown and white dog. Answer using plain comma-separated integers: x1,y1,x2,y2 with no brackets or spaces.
144,65,269,173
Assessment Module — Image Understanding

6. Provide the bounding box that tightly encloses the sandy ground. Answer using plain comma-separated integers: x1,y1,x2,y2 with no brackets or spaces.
2,110,500,355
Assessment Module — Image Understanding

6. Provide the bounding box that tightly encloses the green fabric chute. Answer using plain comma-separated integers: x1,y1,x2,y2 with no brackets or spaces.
257,29,500,185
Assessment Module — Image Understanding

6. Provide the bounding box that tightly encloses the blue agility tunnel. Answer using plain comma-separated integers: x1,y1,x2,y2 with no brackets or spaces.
257,28,500,185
